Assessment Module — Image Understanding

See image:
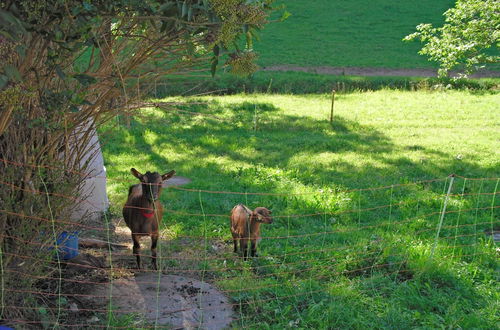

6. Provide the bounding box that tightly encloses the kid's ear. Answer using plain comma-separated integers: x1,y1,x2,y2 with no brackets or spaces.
162,170,176,181
131,168,143,180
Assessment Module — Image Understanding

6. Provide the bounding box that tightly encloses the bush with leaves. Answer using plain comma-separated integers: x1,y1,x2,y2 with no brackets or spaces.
0,0,277,324
404,0,499,77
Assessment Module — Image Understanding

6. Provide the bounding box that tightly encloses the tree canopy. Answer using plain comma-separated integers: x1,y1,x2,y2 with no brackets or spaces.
404,0,499,77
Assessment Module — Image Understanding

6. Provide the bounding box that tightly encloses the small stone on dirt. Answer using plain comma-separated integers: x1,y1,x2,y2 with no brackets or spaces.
69,302,79,313
88,316,99,323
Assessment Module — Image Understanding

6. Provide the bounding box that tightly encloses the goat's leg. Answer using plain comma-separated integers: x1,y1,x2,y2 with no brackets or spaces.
233,236,238,253
132,233,141,269
151,233,158,270
241,238,249,260
250,240,258,257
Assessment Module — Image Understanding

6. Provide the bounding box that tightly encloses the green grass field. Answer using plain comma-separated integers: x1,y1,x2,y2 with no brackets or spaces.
101,90,499,328
76,0,499,96
256,0,455,68
150,0,499,96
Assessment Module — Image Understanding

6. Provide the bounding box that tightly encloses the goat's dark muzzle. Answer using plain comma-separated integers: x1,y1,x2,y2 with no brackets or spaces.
147,195,158,202
262,217,273,224
144,184,159,202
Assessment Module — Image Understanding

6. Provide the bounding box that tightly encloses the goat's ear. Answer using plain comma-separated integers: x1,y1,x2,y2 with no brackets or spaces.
161,170,176,181
257,208,267,216
131,168,143,180
261,207,272,214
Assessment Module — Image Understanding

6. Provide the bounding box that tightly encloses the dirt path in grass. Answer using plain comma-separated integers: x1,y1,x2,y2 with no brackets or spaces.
261,65,500,78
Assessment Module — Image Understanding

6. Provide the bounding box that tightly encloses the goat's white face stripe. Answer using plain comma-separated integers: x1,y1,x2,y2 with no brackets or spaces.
257,214,263,220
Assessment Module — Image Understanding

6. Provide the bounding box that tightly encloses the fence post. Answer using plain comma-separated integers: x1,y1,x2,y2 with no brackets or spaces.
430,175,455,259
330,89,336,123
253,105,258,131
490,179,500,242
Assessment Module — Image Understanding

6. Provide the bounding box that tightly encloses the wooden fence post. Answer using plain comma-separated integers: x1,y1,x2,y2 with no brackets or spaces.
330,89,336,123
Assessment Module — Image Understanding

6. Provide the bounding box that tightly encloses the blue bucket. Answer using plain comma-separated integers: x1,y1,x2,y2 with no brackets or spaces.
54,231,79,260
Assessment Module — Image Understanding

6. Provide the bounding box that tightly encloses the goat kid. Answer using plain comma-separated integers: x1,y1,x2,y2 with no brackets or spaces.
123,168,175,270
230,204,273,260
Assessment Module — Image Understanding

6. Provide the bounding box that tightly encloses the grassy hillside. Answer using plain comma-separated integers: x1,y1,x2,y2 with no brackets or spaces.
75,0,499,96
256,0,455,68
101,90,499,328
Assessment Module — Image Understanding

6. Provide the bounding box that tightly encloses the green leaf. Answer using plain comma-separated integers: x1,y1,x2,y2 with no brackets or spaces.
15,45,26,58
187,6,193,21
160,21,167,32
55,65,66,80
0,30,13,40
0,74,8,89
38,307,48,316
73,73,96,86
3,65,22,82
280,10,292,22
182,1,188,17
82,2,94,11
159,2,175,11
0,9,25,32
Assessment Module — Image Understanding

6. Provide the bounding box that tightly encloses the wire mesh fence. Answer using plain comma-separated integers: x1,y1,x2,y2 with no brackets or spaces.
0,156,498,328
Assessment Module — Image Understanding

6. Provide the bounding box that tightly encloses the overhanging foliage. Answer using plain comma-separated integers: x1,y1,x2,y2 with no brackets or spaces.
404,0,499,77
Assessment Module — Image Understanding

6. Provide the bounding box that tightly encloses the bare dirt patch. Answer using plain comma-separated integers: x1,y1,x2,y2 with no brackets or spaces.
87,274,234,329
261,65,500,78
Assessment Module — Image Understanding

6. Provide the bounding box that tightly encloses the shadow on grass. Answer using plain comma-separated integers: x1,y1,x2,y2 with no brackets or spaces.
101,98,498,206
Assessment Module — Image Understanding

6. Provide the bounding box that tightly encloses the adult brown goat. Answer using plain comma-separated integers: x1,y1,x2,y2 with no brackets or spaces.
123,168,175,270
230,204,273,260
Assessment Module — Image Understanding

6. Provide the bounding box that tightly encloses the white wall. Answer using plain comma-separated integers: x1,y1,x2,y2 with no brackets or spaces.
69,119,109,222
